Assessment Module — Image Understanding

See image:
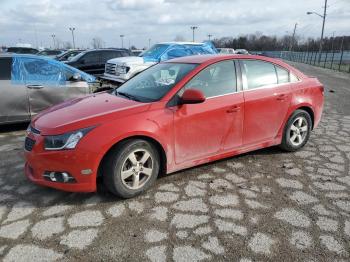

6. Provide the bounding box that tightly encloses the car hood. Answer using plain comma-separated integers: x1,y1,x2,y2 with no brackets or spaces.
31,92,150,135
107,56,157,66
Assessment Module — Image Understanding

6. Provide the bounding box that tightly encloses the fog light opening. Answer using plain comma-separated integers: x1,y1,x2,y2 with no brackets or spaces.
43,171,76,183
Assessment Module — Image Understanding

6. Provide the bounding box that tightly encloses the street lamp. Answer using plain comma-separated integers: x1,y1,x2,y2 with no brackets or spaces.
51,34,56,49
148,38,151,48
190,26,198,42
307,0,327,63
120,35,125,48
69,27,76,49
207,34,213,41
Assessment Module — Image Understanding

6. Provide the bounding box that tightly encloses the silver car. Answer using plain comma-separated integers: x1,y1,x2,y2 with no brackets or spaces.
0,54,96,125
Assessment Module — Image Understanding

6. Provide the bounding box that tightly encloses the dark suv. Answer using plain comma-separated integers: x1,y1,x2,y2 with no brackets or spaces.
6,47,39,54
65,49,131,76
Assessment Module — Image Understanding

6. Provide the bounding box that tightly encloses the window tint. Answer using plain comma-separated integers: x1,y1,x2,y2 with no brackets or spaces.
183,60,237,97
101,51,121,62
242,60,277,89
275,66,289,84
290,73,299,82
0,57,12,80
82,52,100,63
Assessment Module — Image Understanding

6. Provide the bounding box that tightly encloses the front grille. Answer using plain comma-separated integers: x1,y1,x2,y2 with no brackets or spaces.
29,125,41,135
105,63,116,75
24,137,36,151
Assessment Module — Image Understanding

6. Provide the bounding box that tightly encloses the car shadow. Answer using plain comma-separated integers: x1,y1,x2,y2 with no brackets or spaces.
0,122,28,133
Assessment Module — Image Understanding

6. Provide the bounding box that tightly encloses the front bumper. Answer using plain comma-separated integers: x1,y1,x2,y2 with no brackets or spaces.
101,73,127,83
24,133,98,193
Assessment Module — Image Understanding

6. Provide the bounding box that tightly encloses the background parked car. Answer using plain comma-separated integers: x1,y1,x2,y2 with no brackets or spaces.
6,47,39,54
37,49,65,58
217,48,235,54
56,49,85,62
131,49,144,56
102,42,217,84
65,48,132,76
235,49,249,54
0,54,96,125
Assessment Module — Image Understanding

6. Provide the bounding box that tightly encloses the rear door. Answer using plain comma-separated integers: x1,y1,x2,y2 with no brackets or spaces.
240,59,292,146
21,57,89,115
0,56,30,123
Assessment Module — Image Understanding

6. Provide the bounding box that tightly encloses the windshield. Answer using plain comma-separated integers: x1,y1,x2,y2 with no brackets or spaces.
115,63,197,102
141,44,169,59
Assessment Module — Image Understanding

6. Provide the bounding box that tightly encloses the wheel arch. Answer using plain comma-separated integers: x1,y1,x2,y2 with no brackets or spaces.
97,135,167,182
295,106,315,129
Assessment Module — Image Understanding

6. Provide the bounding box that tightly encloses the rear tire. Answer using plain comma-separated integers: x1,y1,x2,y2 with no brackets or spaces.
102,139,160,198
279,109,312,152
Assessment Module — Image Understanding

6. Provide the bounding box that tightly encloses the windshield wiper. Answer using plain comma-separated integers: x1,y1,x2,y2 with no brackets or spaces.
116,91,141,102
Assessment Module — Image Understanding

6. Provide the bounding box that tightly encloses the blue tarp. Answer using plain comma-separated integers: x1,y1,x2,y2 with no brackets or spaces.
11,55,95,86
142,42,218,63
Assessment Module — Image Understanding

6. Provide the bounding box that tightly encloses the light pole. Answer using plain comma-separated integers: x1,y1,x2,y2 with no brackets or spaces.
120,35,125,48
69,27,76,49
307,0,327,63
207,34,213,41
289,23,298,52
190,26,198,42
51,34,56,49
148,38,151,48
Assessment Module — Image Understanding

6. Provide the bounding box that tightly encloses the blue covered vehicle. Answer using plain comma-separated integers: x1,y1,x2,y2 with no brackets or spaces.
102,42,217,83
0,53,96,124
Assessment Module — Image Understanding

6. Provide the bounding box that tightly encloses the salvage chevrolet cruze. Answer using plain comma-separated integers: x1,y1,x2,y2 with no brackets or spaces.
24,55,324,198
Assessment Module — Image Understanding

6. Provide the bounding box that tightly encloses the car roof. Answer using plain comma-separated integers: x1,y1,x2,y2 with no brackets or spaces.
0,53,13,58
158,42,206,46
166,54,306,78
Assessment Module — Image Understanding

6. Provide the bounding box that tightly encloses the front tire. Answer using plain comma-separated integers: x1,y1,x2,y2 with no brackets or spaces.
279,109,312,152
103,139,160,198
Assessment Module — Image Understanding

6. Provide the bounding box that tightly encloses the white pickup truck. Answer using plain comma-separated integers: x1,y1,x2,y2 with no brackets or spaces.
101,42,217,84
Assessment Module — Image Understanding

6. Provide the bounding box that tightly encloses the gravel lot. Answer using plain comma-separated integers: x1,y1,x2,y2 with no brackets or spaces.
0,62,350,261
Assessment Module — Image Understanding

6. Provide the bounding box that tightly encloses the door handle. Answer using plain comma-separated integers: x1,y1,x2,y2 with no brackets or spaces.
227,105,241,113
276,94,286,101
27,85,44,89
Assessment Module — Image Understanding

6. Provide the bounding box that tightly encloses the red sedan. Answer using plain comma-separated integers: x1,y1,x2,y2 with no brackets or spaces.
24,55,324,198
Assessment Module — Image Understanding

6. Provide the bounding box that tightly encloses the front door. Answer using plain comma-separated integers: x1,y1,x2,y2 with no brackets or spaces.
21,57,89,115
240,59,292,145
0,56,30,123
173,60,244,164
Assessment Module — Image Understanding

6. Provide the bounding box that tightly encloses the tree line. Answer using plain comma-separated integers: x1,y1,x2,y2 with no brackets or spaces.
212,33,350,52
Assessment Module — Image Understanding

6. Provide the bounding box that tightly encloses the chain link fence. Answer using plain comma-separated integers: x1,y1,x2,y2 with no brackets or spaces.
255,50,350,73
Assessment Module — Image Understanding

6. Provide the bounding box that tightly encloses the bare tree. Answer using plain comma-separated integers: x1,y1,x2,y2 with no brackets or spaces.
91,37,103,49
63,41,73,49
174,35,185,42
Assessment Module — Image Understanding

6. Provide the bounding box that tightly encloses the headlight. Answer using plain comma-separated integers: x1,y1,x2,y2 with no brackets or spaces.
116,65,130,74
44,127,94,150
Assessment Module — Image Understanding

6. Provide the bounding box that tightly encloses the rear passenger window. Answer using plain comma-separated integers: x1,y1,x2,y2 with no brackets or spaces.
183,60,237,97
82,53,99,63
275,66,289,84
241,60,277,90
290,73,299,82
102,51,121,61
0,58,12,80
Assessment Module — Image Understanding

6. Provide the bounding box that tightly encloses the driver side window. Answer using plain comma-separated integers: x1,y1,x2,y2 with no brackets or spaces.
182,60,237,98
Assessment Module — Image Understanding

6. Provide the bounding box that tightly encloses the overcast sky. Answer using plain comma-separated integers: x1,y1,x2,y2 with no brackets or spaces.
0,0,349,49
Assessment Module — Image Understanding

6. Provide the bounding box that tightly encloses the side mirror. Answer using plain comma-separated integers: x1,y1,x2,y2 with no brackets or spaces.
71,73,82,81
180,89,206,104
